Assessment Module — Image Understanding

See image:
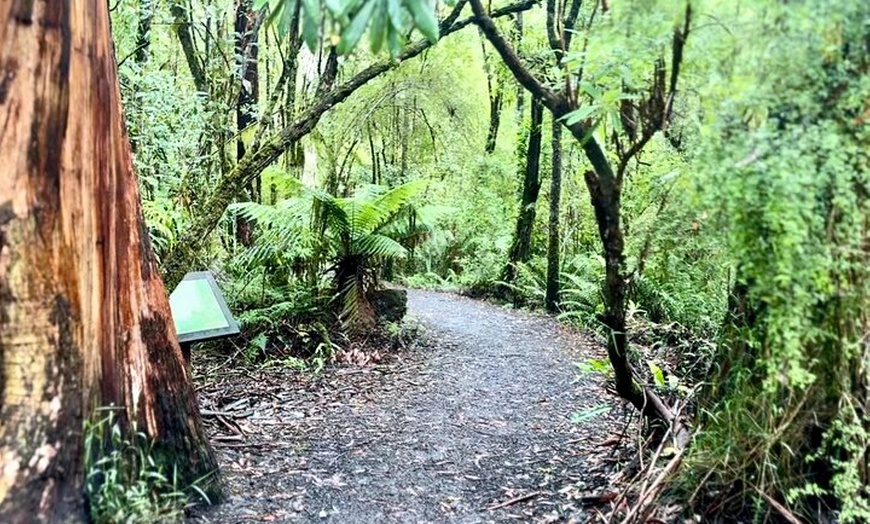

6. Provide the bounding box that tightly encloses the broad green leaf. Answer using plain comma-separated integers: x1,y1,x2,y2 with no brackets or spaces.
563,104,599,126
369,0,388,54
334,0,364,20
406,0,439,43
338,0,376,55
387,0,404,30
324,0,343,14
387,24,403,58
301,0,321,50
648,362,666,387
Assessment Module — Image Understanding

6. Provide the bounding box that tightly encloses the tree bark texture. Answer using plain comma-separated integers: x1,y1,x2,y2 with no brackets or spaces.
545,117,562,312
480,36,503,154
171,2,208,95
235,0,260,245
134,0,154,66
485,78,503,154
503,97,544,284
0,4,220,522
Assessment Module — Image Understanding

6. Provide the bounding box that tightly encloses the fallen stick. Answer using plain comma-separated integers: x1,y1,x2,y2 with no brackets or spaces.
487,491,542,510
619,446,685,524
754,488,804,524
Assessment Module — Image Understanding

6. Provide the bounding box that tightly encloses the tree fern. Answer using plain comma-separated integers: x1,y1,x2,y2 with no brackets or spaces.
230,179,430,330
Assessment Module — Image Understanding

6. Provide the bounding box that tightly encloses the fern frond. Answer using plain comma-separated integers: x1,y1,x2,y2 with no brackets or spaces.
353,234,408,259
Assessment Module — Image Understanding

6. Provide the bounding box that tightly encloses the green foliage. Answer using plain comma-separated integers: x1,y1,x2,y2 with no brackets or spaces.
111,0,868,519
232,179,429,328
256,0,449,57
85,411,206,524
684,0,870,520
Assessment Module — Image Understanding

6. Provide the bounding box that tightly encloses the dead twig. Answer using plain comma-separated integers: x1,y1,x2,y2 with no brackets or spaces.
618,446,685,524
754,488,804,524
486,491,542,510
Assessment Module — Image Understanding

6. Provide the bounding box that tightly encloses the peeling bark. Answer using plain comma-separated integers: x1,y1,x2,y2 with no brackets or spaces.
0,4,220,521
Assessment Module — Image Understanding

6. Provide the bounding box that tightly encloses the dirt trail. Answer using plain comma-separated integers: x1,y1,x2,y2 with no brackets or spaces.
192,290,625,523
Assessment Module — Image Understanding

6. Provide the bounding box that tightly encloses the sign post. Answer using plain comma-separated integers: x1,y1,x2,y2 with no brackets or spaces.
169,271,240,362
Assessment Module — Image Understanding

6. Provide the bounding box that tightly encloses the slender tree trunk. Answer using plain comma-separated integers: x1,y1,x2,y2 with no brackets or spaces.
480,35,504,154
134,0,154,65
485,80,504,154
170,2,208,95
503,97,544,284
127,0,154,155
513,13,525,119
235,0,259,245
545,116,562,312
0,4,221,521
471,0,690,443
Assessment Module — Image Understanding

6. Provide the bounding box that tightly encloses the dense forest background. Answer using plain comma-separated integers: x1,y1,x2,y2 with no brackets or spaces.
102,0,869,521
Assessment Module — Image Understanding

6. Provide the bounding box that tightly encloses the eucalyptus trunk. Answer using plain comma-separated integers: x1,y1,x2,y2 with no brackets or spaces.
0,4,220,521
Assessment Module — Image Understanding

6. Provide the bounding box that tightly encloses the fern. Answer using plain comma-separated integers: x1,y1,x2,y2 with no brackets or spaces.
231,180,431,330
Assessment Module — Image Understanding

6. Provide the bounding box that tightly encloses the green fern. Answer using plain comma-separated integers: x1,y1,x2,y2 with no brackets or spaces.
232,179,430,330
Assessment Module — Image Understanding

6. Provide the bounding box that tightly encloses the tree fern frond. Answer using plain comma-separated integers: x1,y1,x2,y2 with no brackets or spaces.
353,234,408,259
369,179,428,230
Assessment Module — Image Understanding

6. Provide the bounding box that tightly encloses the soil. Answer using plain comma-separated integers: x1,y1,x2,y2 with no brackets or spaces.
190,290,631,523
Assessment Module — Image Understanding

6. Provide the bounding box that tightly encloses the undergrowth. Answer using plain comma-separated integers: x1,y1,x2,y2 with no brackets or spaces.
85,410,209,524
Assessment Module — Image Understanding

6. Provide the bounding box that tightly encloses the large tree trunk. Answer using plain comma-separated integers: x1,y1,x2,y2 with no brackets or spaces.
0,4,221,522
545,116,562,312
503,97,544,284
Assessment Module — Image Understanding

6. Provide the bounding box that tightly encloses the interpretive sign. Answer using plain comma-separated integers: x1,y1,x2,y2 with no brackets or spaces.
169,271,240,344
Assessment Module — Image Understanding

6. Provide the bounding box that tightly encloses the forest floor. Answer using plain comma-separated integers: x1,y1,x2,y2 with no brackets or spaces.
190,290,634,523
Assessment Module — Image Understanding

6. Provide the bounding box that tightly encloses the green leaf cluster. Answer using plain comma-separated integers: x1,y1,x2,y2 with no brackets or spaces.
255,0,445,57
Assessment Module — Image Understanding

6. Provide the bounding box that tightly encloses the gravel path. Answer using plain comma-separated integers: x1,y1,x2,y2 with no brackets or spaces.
192,290,625,523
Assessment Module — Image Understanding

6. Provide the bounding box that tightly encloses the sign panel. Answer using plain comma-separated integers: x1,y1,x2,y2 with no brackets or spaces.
169,271,240,343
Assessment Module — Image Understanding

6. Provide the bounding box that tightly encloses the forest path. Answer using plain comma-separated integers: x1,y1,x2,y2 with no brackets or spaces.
192,290,625,523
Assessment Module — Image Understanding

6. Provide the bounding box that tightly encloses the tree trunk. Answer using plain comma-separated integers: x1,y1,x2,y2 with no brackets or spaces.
235,0,260,245
545,116,562,312
170,2,208,95
513,13,525,119
0,4,221,522
503,97,544,284
471,0,689,444
480,35,503,154
134,0,154,66
485,80,503,154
